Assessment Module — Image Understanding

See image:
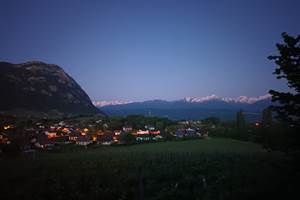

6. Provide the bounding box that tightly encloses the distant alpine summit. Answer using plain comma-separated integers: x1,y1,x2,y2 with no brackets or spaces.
0,61,104,117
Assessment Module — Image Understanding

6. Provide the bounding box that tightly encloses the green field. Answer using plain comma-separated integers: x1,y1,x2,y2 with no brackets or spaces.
0,138,297,200
94,138,263,153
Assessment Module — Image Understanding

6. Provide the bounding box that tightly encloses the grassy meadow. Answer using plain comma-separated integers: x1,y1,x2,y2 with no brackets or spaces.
0,138,298,200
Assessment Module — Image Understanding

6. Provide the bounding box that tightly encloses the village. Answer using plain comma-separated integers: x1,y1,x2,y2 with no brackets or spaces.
0,116,210,153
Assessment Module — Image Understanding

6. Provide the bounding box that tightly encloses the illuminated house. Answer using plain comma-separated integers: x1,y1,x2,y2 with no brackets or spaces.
135,130,161,142
76,136,92,146
186,128,197,137
61,127,71,134
58,121,66,126
113,130,124,142
96,133,114,145
83,128,89,132
136,130,152,142
114,130,122,136
153,135,163,141
69,131,81,141
3,125,13,130
0,133,9,144
136,130,149,135
45,131,57,138
80,128,89,136
145,125,155,131
122,126,133,132
136,134,152,142
150,130,160,135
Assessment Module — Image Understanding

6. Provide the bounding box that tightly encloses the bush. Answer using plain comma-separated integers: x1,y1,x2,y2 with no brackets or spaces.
120,133,136,145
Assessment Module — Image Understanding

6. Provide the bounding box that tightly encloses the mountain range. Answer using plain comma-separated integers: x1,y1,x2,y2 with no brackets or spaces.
95,94,273,121
0,60,273,120
0,61,104,118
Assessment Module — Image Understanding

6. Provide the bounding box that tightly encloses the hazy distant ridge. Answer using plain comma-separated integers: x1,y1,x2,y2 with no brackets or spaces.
96,95,273,121
94,94,272,107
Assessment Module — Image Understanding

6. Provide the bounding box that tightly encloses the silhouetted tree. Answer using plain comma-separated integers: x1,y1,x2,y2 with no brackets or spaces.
120,133,136,145
268,32,300,126
155,121,164,130
262,107,273,128
236,109,246,131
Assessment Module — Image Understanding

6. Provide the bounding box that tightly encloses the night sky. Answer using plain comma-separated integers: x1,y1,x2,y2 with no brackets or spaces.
1,0,299,101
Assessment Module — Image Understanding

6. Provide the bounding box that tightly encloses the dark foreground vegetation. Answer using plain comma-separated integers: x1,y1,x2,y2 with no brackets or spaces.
0,139,299,200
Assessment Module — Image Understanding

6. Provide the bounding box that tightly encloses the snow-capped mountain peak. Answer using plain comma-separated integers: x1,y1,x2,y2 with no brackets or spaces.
183,94,219,103
221,94,271,104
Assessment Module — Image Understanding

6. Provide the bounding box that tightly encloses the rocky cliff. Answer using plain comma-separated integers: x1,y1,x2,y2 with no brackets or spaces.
0,61,104,117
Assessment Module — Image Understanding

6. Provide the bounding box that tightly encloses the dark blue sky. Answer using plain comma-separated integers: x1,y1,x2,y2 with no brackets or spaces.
1,0,299,101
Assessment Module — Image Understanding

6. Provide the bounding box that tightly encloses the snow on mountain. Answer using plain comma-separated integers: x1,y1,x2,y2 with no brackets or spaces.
183,94,271,104
221,94,272,104
93,100,133,107
183,94,219,103
94,94,272,107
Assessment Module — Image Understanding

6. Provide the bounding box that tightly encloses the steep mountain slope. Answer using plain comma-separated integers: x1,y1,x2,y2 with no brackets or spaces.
0,61,104,117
